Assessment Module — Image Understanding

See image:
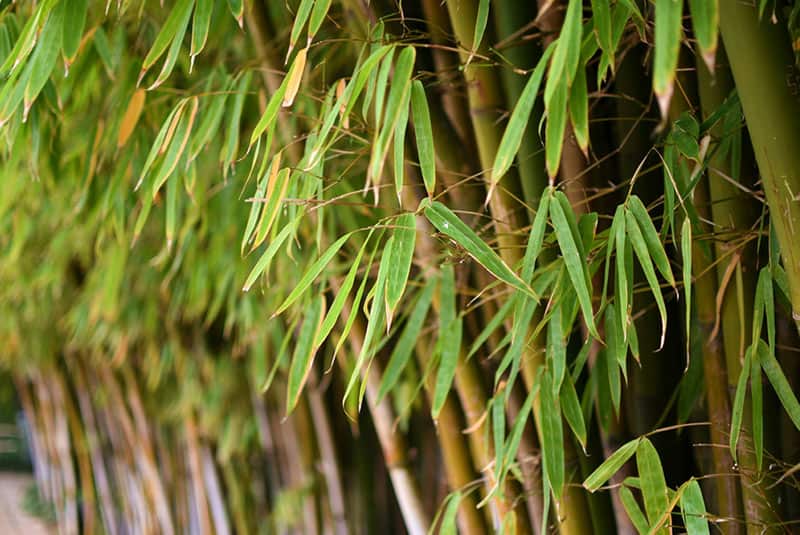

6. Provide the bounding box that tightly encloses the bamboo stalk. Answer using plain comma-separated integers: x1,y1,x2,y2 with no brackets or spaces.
718,0,800,334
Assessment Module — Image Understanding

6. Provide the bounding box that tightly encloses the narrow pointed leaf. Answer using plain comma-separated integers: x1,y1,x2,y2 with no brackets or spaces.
410,80,435,196
584,438,640,492
287,295,326,413
680,479,710,535
637,438,668,530
653,0,683,116
384,214,416,326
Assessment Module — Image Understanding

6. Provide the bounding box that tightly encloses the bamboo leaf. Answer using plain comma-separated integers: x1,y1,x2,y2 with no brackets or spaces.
620,486,649,535
758,340,800,431
521,188,551,283
560,372,587,450
432,266,461,419
540,369,564,500
308,0,333,41
625,208,668,349
568,65,589,154
438,491,461,535
584,438,640,492
273,233,352,317
547,301,566,394
282,47,308,108
751,344,763,472
151,96,199,197
592,0,613,55
549,193,597,337
227,0,243,27
23,0,64,112
316,233,372,351
384,214,416,328
546,0,583,97
421,199,531,296
628,196,674,286
653,0,683,116
251,164,291,251
1,0,59,76
377,278,435,402
369,46,415,187
393,89,410,202
289,0,315,57
637,438,669,531
139,0,194,82
680,479,710,535
688,0,718,72
410,80,436,196
62,0,88,64
190,0,213,67
729,350,751,463
222,72,251,169
286,295,326,413
681,217,692,366
117,89,146,148
492,43,554,186
468,295,515,359
242,216,300,292
545,76,568,179
471,0,489,53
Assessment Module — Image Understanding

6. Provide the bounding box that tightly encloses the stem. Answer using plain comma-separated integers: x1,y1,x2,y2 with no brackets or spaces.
718,0,800,334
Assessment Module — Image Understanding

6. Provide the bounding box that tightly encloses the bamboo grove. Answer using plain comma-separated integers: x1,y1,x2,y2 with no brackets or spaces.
3,0,800,533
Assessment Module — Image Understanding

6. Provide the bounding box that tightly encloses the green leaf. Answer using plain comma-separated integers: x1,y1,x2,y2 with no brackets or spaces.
468,295,515,359
62,0,89,63
308,0,333,41
521,188,551,283
393,89,411,202
688,0,718,70
549,193,597,337
560,372,587,450
540,370,564,500
568,65,589,153
591,0,613,55
384,214,416,327
410,80,436,196
680,479,710,535
653,0,683,116
1,0,59,76
472,0,489,53
433,265,461,419
681,217,692,366
584,438,640,492
369,46,415,187
547,301,566,394
289,0,314,52
751,346,763,472
227,0,243,26
23,0,64,111
758,340,800,431
190,0,213,66
140,0,194,80
286,295,325,413
625,207,668,349
545,76,568,179
492,43,554,185
315,233,372,351
546,0,583,101
636,438,668,530
421,199,531,296
628,196,674,286
620,486,649,535
242,216,301,292
729,349,751,463
438,491,461,535
251,164,291,251
222,72,251,169
377,278,435,402
273,233,352,317
249,75,288,147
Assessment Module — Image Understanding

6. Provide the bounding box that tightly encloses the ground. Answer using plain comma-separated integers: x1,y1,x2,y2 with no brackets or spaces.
0,473,53,534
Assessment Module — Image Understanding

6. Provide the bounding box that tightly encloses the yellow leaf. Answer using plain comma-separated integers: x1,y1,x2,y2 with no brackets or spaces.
117,89,146,147
282,47,308,108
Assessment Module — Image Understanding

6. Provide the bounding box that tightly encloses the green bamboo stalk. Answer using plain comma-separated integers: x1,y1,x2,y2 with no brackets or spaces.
718,0,800,334
696,41,781,532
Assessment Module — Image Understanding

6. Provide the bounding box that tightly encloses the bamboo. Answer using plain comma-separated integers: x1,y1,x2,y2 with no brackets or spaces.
718,0,800,334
